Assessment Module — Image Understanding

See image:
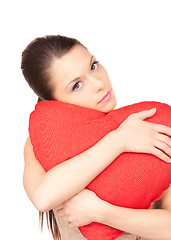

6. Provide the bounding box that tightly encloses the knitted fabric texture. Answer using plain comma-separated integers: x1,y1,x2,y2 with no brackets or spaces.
29,101,171,240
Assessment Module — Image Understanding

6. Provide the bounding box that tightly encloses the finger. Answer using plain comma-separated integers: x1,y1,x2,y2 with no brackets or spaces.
155,124,171,137
158,134,171,148
134,108,156,120
154,141,171,158
152,147,171,163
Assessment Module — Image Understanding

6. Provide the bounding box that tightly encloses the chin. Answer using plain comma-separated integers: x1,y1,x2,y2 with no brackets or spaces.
102,102,116,113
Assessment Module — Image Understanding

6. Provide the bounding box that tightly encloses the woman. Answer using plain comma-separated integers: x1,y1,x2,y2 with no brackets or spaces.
22,35,171,240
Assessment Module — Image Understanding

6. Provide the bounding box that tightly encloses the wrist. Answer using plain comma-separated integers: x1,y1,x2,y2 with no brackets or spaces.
94,199,112,224
95,199,119,227
108,130,125,154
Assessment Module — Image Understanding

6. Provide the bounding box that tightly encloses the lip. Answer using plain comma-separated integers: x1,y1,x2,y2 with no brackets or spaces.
98,91,112,104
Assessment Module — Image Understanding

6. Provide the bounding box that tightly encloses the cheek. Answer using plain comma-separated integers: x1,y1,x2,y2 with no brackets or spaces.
101,70,111,85
98,66,110,82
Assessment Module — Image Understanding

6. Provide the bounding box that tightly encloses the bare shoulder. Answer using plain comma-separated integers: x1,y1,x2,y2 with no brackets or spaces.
24,137,34,161
23,136,45,174
24,136,32,151
24,137,37,165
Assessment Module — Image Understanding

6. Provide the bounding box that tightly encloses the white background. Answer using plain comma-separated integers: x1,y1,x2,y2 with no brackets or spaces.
1,0,171,239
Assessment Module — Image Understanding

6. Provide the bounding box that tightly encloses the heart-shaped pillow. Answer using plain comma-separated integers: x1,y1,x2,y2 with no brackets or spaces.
29,101,171,240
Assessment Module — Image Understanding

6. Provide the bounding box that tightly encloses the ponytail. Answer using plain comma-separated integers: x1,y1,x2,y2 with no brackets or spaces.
39,211,61,240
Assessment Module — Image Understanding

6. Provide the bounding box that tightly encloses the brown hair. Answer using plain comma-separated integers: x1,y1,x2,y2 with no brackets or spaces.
39,211,61,240
21,35,83,101
21,35,84,239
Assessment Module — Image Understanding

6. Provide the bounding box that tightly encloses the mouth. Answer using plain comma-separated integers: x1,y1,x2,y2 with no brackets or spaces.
98,91,112,104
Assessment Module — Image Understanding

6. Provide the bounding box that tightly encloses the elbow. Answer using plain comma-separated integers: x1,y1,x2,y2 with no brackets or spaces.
23,182,51,212
32,189,52,212
33,199,48,213
32,187,63,212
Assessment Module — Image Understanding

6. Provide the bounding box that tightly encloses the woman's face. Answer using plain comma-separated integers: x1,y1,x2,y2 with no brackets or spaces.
51,45,116,113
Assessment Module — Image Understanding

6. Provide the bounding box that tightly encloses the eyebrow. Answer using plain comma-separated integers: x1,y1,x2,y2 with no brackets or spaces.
65,55,94,89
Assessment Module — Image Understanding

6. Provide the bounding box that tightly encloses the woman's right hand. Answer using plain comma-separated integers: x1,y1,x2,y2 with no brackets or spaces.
115,108,171,163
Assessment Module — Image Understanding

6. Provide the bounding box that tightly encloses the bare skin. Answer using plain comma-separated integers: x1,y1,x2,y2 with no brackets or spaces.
56,185,171,240
23,45,171,239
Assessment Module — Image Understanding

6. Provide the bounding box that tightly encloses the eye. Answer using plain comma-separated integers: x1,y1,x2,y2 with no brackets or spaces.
91,60,99,71
72,81,82,91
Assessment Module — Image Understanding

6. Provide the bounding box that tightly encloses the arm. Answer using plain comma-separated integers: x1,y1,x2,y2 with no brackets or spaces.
98,185,171,240
23,131,123,212
58,186,171,240
24,109,171,212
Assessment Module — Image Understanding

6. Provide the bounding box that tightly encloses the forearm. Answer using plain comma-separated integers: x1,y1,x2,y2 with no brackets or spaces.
25,108,171,212
98,201,171,240
25,131,123,211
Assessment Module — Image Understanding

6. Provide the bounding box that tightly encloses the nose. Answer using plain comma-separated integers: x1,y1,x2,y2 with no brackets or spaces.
88,75,104,92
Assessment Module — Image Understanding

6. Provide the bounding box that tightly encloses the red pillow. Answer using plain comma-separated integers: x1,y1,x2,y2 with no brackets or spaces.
29,101,171,240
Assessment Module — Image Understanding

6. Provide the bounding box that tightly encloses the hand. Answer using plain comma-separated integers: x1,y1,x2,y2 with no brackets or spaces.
55,189,102,228
116,108,171,162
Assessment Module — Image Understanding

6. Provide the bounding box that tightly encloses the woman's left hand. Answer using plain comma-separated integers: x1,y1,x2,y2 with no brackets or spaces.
55,189,103,228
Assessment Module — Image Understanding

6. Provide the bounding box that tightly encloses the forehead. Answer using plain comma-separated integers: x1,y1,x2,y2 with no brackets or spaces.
60,45,91,64
50,45,92,86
